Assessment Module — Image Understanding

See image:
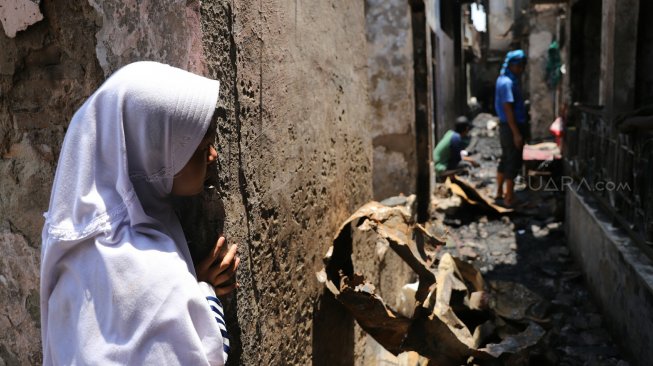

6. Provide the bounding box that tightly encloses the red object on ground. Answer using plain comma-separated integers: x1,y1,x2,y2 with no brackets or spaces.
550,117,563,147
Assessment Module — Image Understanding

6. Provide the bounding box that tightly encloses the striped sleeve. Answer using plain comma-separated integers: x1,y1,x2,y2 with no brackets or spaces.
198,282,230,361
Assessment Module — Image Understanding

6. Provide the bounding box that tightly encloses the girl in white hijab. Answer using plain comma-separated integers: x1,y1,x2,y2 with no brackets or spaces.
40,61,238,365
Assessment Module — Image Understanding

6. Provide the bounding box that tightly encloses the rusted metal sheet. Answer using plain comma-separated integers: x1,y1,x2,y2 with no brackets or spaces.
317,201,545,364
446,176,513,214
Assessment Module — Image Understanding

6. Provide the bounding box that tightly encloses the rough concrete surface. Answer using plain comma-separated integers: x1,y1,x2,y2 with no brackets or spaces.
488,0,514,52
196,1,373,364
434,31,456,139
365,0,417,200
1,0,374,364
527,4,563,140
566,188,653,366
88,0,206,76
0,2,104,364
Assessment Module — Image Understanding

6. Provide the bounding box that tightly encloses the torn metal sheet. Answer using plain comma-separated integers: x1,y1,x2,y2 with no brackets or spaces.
447,176,513,214
336,273,412,355
318,200,545,364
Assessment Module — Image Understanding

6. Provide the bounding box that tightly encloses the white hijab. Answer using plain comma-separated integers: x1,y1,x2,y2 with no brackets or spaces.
40,61,225,365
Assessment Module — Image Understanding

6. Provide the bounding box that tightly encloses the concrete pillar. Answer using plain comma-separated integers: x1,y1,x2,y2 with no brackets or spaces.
600,0,639,117
365,0,418,201
599,0,615,112
410,0,431,223
527,5,557,139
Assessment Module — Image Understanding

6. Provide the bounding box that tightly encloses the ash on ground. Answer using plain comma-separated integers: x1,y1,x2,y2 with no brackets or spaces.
428,113,629,366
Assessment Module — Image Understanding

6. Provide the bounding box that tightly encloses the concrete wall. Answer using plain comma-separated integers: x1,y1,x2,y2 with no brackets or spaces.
365,0,417,201
434,0,457,139
635,0,653,107
488,0,514,52
0,0,374,364
0,2,104,364
569,0,602,106
566,188,653,366
527,4,564,140
599,0,639,117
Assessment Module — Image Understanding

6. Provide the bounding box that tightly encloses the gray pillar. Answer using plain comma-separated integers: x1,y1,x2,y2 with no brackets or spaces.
410,0,431,223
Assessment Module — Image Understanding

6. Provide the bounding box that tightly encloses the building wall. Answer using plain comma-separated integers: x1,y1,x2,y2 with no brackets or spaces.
488,0,514,52
527,4,564,140
569,0,602,106
0,2,104,364
566,189,653,366
0,0,373,364
635,0,653,107
565,1,652,364
598,0,639,117
365,0,417,200
434,0,457,139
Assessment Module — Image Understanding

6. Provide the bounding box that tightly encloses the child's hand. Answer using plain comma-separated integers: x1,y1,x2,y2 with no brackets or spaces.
196,236,240,296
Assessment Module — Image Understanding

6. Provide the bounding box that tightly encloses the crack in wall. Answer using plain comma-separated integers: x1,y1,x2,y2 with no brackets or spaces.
228,0,264,350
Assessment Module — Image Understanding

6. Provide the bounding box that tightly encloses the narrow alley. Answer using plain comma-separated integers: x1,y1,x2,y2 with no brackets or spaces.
431,113,628,365
317,111,631,365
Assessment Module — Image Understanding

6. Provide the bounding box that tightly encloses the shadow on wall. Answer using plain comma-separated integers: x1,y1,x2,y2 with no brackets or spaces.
312,224,355,365
312,291,355,365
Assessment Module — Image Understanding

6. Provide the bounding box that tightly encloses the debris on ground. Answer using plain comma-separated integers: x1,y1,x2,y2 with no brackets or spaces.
446,175,513,214
317,200,549,365
316,112,629,366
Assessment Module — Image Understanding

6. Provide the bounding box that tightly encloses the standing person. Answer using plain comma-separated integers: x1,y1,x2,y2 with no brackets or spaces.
40,61,239,365
495,50,528,207
433,116,479,179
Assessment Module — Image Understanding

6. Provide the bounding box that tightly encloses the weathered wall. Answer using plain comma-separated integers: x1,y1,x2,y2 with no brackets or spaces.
200,1,373,364
0,0,374,364
87,0,206,76
488,0,514,52
569,0,602,106
635,1,653,107
527,4,563,140
365,0,417,200
566,188,653,366
635,0,653,107
0,2,104,364
434,19,456,138
599,0,639,117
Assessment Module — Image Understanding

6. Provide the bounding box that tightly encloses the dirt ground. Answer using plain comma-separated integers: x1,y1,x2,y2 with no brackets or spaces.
428,114,630,366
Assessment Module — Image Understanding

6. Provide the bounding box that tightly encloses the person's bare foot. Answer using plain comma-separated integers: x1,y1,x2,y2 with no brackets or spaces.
503,194,516,207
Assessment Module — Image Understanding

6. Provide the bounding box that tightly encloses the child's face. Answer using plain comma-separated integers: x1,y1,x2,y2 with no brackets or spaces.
171,135,217,196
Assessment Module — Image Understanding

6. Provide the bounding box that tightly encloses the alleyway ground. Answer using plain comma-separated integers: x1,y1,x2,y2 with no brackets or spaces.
426,114,629,365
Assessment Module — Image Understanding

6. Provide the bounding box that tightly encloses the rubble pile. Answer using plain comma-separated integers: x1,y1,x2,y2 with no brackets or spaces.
316,113,629,365
317,200,549,365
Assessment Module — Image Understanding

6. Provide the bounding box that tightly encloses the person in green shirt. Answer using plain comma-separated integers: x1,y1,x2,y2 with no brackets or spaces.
433,116,478,179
